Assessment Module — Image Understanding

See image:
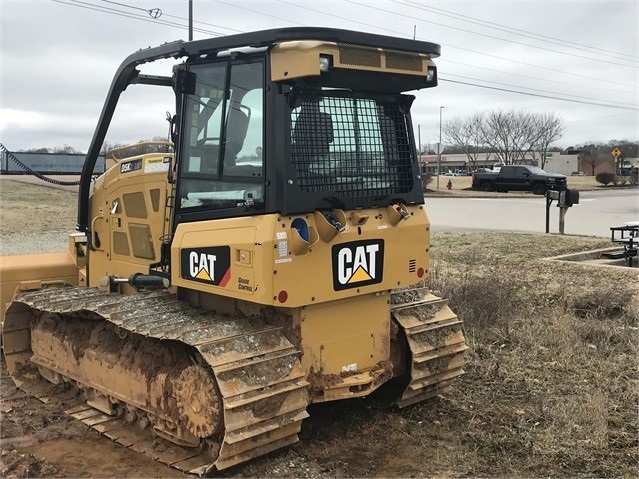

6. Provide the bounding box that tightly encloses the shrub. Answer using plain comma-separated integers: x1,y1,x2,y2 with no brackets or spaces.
421,173,434,190
595,172,615,185
617,176,628,186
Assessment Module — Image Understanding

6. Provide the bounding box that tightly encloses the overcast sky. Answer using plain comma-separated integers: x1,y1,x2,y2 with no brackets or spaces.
1,0,637,152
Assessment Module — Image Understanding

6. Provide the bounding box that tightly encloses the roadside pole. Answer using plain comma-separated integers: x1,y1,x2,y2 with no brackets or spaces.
559,206,567,234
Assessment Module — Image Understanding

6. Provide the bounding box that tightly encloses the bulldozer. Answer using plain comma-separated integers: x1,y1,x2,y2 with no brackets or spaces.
0,27,467,475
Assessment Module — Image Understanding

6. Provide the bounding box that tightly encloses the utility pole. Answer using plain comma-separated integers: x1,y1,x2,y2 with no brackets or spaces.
189,0,193,41
418,124,422,190
437,105,444,191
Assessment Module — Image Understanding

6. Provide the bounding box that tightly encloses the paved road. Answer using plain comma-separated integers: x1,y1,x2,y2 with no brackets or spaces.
425,189,639,238
2,175,636,239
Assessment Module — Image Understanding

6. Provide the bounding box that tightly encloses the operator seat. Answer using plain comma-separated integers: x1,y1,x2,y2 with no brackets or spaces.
292,101,334,158
224,104,249,166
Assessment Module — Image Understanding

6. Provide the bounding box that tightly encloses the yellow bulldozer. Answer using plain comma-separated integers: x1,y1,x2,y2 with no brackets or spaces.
0,28,467,475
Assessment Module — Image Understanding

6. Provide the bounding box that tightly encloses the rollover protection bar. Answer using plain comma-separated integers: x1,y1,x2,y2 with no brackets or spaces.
77,27,441,232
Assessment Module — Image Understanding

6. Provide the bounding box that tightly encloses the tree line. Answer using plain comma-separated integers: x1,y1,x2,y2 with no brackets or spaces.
436,108,638,173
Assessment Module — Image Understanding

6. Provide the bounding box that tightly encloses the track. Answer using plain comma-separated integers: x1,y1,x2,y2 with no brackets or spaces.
2,283,466,475
390,287,469,407
2,283,309,476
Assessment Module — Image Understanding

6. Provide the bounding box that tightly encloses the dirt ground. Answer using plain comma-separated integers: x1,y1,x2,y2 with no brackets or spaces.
1,179,637,478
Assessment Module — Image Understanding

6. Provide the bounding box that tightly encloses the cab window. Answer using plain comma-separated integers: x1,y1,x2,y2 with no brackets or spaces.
178,60,264,211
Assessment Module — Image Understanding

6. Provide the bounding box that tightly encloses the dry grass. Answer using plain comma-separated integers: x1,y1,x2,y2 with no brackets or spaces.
421,232,639,477
0,180,637,477
0,180,77,233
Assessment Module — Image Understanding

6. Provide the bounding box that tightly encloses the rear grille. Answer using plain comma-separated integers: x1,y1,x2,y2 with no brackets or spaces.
290,93,415,202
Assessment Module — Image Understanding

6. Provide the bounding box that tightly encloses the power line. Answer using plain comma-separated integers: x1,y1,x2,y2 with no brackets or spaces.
441,58,636,94
51,0,639,112
98,0,244,34
98,0,161,18
393,0,638,62
274,0,637,89
439,77,639,111
214,0,306,27
348,0,637,69
443,73,637,108
52,0,226,37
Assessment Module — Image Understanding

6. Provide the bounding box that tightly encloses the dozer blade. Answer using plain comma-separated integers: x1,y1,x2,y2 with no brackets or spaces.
2,283,309,475
391,287,469,408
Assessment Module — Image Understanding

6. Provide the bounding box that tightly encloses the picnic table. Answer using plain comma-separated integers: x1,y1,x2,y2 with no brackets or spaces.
610,221,639,267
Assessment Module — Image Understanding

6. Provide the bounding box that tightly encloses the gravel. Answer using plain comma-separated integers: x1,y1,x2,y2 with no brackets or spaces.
0,231,73,256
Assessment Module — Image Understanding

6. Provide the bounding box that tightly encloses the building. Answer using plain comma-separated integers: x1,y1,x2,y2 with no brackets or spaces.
418,151,582,176
541,152,580,176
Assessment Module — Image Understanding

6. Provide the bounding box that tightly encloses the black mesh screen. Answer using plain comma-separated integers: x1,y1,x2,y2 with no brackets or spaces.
290,94,414,201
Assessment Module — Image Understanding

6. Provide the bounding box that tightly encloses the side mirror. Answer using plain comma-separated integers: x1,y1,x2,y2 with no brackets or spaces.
173,69,196,95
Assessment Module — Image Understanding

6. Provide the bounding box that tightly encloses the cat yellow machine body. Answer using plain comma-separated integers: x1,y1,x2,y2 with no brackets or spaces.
1,28,467,474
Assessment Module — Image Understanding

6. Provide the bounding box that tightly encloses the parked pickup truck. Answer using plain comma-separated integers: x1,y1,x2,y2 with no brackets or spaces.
471,165,567,195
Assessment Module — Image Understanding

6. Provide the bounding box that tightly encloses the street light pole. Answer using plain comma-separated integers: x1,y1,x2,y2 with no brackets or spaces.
437,105,444,191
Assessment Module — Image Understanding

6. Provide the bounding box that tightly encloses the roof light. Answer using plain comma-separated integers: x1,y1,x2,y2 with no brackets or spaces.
426,66,436,82
319,55,332,73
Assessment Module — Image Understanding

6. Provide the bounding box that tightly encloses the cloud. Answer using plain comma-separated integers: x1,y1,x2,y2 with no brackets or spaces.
1,0,637,152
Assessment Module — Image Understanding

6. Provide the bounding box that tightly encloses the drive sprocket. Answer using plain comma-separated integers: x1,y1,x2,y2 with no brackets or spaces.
174,364,222,438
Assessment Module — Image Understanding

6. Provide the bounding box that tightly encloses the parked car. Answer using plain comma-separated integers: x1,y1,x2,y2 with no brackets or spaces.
571,171,586,176
471,165,567,195
493,162,505,173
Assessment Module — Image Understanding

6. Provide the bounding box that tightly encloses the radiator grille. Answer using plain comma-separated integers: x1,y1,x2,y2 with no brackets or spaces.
112,231,130,256
149,188,161,213
338,44,382,68
290,93,414,201
129,223,155,260
123,192,148,219
385,51,423,72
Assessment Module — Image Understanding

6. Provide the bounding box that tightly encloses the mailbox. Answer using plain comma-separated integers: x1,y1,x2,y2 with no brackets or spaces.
546,190,560,201
563,189,580,207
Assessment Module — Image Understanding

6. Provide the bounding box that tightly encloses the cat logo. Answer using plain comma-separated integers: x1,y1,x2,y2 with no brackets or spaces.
180,246,231,287
332,240,384,291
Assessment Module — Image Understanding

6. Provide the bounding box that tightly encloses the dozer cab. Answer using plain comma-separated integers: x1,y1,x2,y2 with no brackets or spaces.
1,28,467,475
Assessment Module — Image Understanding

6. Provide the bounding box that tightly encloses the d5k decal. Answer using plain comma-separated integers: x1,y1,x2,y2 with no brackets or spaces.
181,246,231,287
332,240,384,291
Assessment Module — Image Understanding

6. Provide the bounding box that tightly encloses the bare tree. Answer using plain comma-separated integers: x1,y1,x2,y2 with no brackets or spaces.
579,143,606,175
532,112,564,169
443,113,485,170
479,109,539,164
52,144,81,154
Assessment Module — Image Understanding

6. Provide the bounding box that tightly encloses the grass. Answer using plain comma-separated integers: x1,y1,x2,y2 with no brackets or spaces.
0,180,77,233
1,179,637,477
255,232,638,478
422,232,639,477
